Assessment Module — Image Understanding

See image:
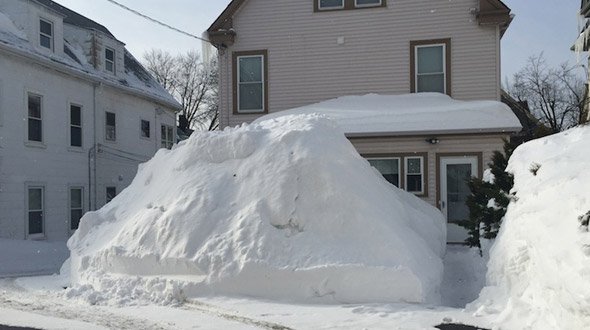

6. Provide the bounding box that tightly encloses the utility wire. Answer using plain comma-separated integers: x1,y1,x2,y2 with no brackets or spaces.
103,0,212,44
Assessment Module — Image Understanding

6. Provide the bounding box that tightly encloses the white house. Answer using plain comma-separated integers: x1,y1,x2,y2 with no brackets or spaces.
0,0,181,241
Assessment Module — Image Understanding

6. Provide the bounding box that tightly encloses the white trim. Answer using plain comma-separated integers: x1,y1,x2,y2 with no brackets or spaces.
405,156,424,195
439,156,479,221
140,118,152,140
105,47,116,73
237,54,265,113
354,0,382,8
318,0,345,10
26,92,44,144
414,43,447,94
366,157,401,188
39,17,54,51
68,186,84,234
25,183,45,240
69,103,83,148
160,124,174,149
105,110,117,142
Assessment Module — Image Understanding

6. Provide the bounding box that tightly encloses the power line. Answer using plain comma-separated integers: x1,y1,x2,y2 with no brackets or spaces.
103,0,212,44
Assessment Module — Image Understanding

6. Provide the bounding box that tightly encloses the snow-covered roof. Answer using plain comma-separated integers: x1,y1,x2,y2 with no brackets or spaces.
0,10,180,110
258,93,522,137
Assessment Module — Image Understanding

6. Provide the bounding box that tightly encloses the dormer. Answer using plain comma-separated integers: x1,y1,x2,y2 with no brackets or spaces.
95,34,125,77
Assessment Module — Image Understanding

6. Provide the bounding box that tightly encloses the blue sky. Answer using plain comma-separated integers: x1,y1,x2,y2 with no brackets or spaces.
55,0,585,82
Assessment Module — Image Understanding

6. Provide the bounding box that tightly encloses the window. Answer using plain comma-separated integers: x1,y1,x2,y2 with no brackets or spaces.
319,0,344,10
411,39,451,95
314,0,385,11
405,157,424,194
141,119,151,139
355,0,382,7
105,111,116,141
39,19,53,50
368,158,400,187
28,94,42,142
234,50,268,114
106,186,117,203
161,124,174,149
70,187,83,231
70,105,82,147
105,47,115,73
28,186,44,237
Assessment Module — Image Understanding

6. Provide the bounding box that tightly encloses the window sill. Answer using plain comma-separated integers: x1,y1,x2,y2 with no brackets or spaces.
28,234,46,241
24,141,47,149
140,136,152,141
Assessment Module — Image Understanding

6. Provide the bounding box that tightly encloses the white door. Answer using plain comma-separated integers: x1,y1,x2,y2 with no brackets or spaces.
440,156,479,243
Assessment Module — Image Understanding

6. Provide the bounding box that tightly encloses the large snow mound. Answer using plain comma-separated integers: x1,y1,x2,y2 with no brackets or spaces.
67,115,446,305
472,126,590,329
257,93,522,136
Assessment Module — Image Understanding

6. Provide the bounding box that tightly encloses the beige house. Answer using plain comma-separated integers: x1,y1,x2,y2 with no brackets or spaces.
207,0,519,243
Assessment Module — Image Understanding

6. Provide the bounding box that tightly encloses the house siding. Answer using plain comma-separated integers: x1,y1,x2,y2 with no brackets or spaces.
0,43,176,241
349,133,507,208
218,0,501,128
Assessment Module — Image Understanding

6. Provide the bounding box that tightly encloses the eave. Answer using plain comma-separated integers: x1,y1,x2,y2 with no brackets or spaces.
207,0,246,48
477,0,513,38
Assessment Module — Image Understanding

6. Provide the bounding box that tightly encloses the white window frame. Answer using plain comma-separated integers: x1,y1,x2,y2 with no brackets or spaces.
27,93,43,143
105,111,116,142
140,119,151,140
39,18,53,51
405,156,425,195
414,43,447,94
355,0,382,8
367,157,401,188
237,55,265,113
319,0,345,10
69,104,83,148
105,47,116,73
69,186,84,233
26,184,45,240
161,124,174,149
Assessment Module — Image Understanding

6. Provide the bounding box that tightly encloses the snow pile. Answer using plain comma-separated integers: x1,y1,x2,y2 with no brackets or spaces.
0,12,26,40
472,126,590,329
67,115,446,305
257,93,521,135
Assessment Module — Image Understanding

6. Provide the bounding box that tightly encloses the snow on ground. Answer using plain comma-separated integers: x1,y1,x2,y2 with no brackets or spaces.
66,114,446,305
0,239,68,277
470,125,590,329
256,93,521,136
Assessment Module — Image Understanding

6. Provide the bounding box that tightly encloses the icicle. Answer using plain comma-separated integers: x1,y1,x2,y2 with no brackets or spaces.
201,31,216,65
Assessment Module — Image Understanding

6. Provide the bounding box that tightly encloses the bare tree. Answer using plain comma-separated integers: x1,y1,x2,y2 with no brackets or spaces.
143,49,219,132
506,54,588,133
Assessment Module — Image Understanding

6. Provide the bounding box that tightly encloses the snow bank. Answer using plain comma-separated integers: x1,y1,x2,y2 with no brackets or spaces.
472,126,590,329
256,93,521,136
67,115,445,305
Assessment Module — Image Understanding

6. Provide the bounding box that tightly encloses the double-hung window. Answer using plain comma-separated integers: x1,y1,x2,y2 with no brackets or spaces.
105,47,115,73
235,51,267,113
141,119,151,139
319,0,344,10
70,187,83,231
39,19,53,50
105,111,116,141
70,105,82,147
161,124,174,149
28,94,42,142
411,39,450,95
28,186,44,238
367,158,400,188
405,156,424,194
355,0,382,7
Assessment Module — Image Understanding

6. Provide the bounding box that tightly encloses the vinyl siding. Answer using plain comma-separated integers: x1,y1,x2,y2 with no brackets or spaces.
218,0,501,128
349,133,508,208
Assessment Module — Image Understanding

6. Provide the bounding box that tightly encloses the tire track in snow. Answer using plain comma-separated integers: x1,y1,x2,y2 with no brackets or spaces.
184,299,295,330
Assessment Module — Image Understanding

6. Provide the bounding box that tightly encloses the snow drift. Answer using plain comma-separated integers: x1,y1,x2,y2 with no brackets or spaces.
472,126,590,329
67,115,445,305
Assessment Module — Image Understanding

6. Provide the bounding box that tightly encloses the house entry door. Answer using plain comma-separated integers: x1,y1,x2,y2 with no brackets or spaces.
440,156,479,243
